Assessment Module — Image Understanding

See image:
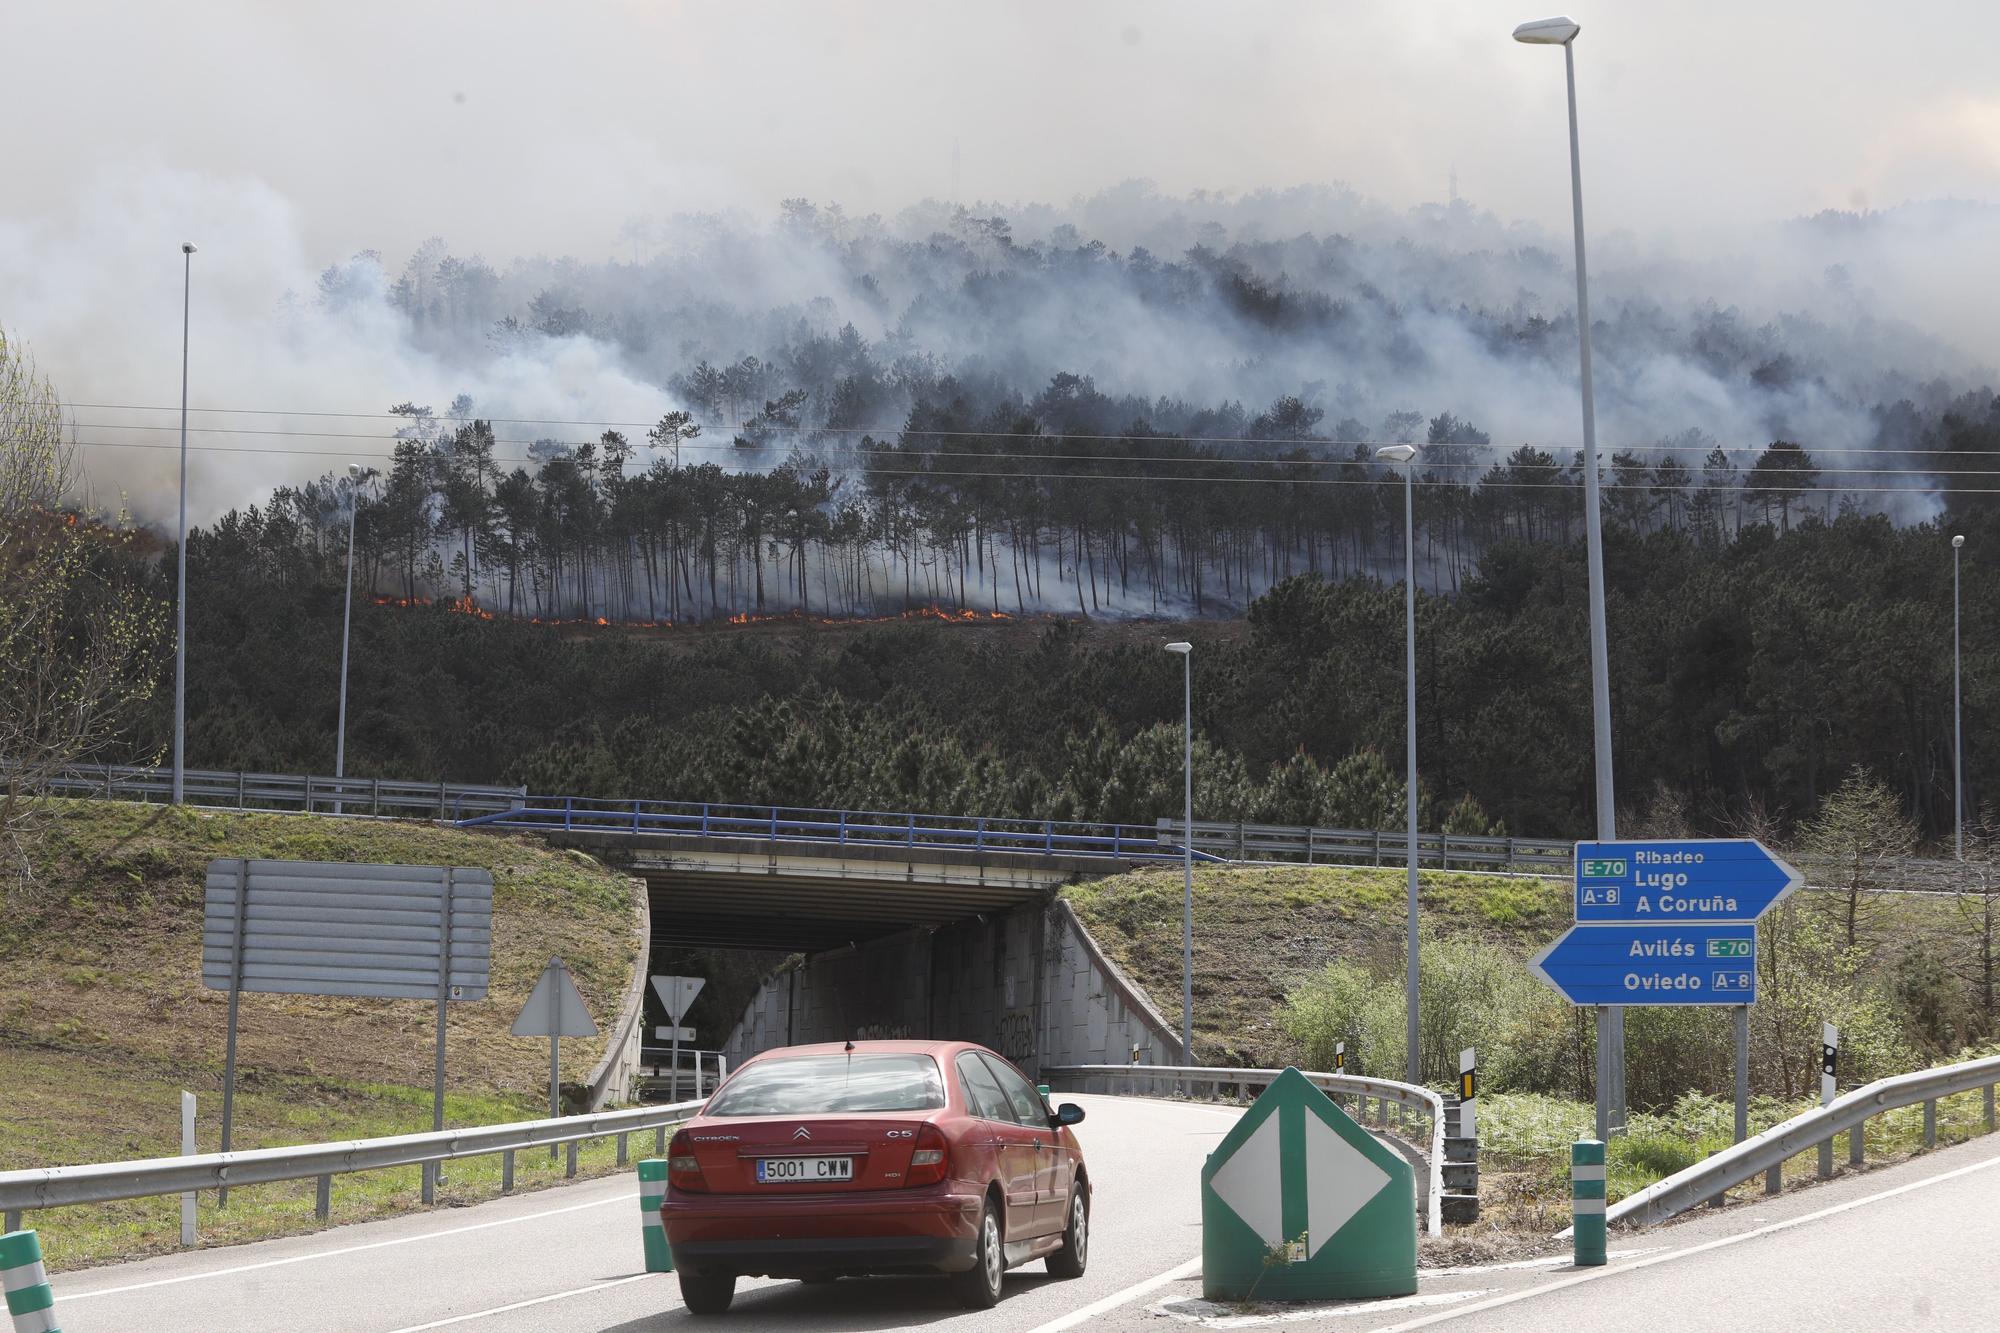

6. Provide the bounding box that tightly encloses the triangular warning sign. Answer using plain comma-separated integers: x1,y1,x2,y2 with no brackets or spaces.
651,975,705,1025
511,957,598,1038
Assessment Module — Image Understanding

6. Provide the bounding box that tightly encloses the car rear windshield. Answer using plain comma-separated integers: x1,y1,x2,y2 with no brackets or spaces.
706,1054,946,1116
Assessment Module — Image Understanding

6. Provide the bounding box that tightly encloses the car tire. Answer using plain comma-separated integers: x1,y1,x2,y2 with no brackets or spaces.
678,1270,736,1315
951,1199,1006,1310
1045,1184,1089,1279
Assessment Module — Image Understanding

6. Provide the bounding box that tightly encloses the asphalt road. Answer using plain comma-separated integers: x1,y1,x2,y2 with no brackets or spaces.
49,1095,2000,1331
47,1093,1243,1332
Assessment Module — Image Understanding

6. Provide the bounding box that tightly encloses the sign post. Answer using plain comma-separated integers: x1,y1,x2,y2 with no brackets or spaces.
1547,839,1801,1139
1201,1068,1416,1301
512,957,600,1127
652,976,705,1101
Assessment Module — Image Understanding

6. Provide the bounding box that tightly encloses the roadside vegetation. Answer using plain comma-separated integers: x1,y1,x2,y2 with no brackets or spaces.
1068,785,2000,1230
0,801,645,1268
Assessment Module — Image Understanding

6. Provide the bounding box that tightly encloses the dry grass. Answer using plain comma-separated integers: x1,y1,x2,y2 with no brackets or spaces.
0,800,646,1268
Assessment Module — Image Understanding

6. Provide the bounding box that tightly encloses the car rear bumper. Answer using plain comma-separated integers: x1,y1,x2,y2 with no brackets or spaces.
663,1186,985,1277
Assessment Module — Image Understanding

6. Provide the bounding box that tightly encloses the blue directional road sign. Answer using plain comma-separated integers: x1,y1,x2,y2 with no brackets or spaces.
1574,839,1800,924
1531,923,1758,1007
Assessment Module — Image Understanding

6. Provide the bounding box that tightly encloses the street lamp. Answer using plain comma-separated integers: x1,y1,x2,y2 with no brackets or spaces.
1517,14,1625,1135
1376,444,1422,1083
334,465,380,815
173,242,197,806
1955,534,1966,860
1165,640,1195,1062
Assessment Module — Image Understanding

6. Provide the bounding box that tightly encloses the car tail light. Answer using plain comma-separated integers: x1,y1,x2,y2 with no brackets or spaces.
667,1129,708,1193
904,1123,950,1187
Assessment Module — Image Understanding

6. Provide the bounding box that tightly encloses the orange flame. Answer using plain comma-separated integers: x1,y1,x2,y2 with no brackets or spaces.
368,596,1034,631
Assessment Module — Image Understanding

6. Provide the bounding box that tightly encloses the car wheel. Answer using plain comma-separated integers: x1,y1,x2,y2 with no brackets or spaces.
678,1270,736,1315
1045,1184,1089,1279
951,1199,1005,1309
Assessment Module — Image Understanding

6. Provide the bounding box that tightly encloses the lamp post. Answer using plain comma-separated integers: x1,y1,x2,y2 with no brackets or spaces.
1376,444,1422,1083
1516,14,1624,1136
334,465,380,815
1166,640,1194,1062
173,242,196,805
1955,534,1966,860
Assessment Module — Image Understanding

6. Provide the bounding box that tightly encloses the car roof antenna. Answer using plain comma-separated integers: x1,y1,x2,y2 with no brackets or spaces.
844,1038,856,1052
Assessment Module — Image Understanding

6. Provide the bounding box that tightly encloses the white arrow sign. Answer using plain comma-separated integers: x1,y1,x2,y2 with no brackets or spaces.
651,975,705,1024
1210,1109,1283,1247
1210,1103,1391,1259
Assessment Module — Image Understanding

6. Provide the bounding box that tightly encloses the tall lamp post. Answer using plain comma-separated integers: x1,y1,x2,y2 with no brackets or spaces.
334,465,380,815
173,242,197,805
1376,445,1422,1083
1165,640,1195,1062
1955,534,1966,860
1516,14,1624,1136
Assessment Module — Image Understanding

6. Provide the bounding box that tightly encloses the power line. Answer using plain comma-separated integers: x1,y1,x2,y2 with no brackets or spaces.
63,434,2000,482
59,400,2000,459
62,437,1997,495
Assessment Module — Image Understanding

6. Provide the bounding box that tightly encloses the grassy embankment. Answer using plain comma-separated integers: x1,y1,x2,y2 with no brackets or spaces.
1066,862,1999,1236
0,801,645,1269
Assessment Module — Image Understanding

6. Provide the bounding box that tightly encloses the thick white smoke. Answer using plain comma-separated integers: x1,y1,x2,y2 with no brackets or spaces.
0,165,675,524
2,166,1996,530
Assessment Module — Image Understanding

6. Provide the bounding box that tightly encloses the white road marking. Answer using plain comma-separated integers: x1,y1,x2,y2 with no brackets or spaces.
60,1191,628,1302
1020,1255,1204,1333
1153,1288,1498,1326
1420,1248,1652,1276
379,1274,655,1331
1376,1148,2000,1330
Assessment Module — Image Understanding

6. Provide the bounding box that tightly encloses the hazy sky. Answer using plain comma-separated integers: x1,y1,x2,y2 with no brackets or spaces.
11,0,2000,263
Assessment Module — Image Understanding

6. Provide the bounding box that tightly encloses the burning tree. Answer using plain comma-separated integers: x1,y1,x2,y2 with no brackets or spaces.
0,329,164,890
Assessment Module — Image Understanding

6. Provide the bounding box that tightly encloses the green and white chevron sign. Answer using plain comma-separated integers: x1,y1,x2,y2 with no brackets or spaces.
1200,1068,1417,1301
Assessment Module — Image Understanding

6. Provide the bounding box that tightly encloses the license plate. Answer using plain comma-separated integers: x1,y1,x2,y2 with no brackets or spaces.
757,1156,854,1183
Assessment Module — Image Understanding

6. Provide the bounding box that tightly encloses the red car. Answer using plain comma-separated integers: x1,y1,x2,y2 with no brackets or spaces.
661,1039,1089,1315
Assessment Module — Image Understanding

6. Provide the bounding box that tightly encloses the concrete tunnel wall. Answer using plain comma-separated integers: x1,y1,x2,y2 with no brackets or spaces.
719,898,1181,1078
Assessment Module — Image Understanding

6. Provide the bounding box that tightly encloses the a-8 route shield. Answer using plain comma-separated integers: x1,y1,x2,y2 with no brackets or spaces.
1200,1067,1417,1301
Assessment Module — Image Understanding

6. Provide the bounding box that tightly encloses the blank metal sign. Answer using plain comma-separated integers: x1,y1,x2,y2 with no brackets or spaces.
202,859,492,1000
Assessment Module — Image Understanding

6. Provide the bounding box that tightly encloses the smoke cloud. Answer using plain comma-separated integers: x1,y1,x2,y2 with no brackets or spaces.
7,163,1996,527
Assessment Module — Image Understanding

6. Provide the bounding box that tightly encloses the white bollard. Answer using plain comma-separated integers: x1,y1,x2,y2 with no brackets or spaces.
180,1091,197,1247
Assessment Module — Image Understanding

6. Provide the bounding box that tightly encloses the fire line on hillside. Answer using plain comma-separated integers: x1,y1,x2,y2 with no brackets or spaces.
366,595,1050,631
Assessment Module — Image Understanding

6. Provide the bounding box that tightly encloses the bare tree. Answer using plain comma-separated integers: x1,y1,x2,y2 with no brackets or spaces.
1800,765,1919,952
0,329,165,889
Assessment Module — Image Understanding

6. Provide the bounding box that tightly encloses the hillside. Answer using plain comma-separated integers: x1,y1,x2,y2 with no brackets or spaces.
0,802,645,1266
1066,863,1564,1068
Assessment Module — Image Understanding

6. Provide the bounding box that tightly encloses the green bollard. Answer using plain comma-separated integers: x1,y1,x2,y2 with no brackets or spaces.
1,1229,62,1333
637,1159,673,1273
1571,1140,1606,1267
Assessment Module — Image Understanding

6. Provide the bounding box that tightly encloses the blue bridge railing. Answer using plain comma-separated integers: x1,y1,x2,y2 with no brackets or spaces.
454,797,1218,863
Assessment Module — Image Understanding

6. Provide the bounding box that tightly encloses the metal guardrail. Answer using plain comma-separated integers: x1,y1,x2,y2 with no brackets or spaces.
1606,1052,2000,1229
1158,818,1573,874
1041,1063,1446,1237
0,1099,705,1232
40,762,525,821
459,798,1223,863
